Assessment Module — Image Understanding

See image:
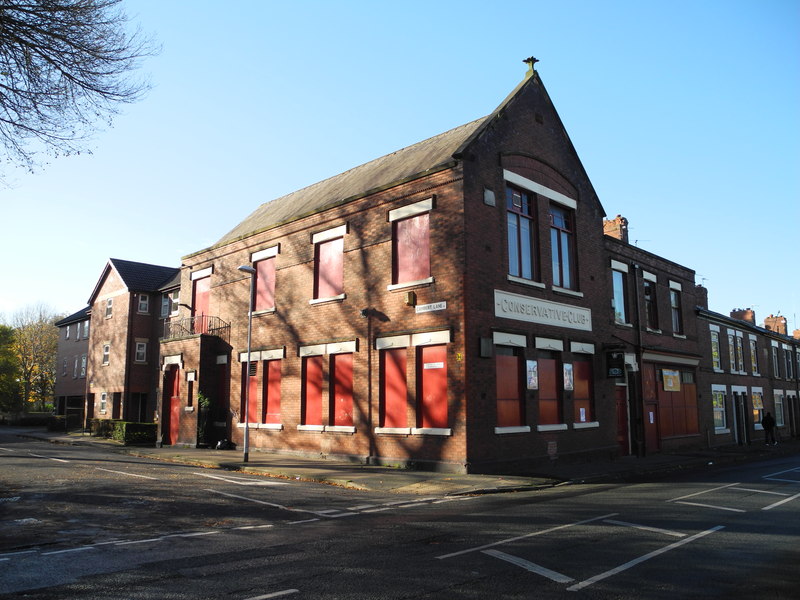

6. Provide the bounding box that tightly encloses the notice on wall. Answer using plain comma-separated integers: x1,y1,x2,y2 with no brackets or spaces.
526,360,538,390
416,301,446,314
563,363,574,391
579,407,587,423
662,369,681,392
424,362,444,370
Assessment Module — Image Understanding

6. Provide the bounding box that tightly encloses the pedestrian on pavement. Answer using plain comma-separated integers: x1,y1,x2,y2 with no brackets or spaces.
761,411,777,446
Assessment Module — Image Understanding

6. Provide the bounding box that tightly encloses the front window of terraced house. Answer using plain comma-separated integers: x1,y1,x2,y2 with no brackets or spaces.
506,185,537,281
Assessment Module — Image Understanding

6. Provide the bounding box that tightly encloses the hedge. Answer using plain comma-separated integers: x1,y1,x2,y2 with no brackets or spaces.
89,419,157,446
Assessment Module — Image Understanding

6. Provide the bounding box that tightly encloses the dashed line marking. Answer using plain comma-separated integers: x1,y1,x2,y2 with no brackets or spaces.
730,487,790,496
28,453,69,463
762,491,800,511
193,472,289,486
244,590,299,599
666,483,739,503
96,468,158,480
42,546,95,556
673,501,746,513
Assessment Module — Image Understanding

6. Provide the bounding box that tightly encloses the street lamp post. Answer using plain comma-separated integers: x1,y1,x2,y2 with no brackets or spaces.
238,265,256,463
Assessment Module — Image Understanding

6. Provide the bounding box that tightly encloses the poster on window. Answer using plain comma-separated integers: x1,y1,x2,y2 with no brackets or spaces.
563,363,574,391
526,360,538,390
752,393,763,409
662,369,681,392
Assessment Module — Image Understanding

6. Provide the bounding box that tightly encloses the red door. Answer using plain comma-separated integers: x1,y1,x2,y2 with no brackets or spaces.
381,348,407,428
615,386,630,456
418,345,447,429
162,365,181,445
303,356,323,426
192,276,210,333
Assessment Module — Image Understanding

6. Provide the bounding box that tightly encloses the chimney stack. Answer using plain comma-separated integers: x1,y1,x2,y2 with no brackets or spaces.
763,314,788,335
603,215,629,243
730,308,756,324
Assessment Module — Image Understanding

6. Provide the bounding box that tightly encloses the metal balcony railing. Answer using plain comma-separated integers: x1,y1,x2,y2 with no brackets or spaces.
162,315,230,343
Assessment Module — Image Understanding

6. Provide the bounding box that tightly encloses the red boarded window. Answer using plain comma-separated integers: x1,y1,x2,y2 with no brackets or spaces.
538,355,561,425
254,257,276,312
241,361,258,424
381,348,407,428
572,358,593,423
417,344,447,429
262,360,281,425
302,355,323,425
330,353,354,427
314,237,344,299
394,212,430,284
496,347,524,427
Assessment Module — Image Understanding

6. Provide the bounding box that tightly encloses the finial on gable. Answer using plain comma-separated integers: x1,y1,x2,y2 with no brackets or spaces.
523,56,539,77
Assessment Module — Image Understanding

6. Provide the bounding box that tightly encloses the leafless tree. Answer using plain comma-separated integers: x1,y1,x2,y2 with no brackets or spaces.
0,0,156,171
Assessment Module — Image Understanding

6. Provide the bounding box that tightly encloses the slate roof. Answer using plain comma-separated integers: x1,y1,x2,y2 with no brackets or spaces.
55,306,91,327
109,259,180,292
215,116,489,247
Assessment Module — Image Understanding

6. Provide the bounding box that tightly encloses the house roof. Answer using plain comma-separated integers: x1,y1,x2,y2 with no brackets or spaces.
214,117,488,247
55,306,91,327
88,259,180,305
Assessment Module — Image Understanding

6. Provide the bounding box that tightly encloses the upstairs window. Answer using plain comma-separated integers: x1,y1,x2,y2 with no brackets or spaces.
255,257,276,311
750,339,759,375
506,185,537,281
786,349,794,380
135,342,147,363
80,355,86,378
772,346,780,377
137,294,150,314
65,326,70,340
312,225,346,301
105,298,113,319
735,336,744,372
669,286,683,334
643,277,659,330
611,262,628,324
390,198,432,287
82,320,90,339
711,331,721,370
550,205,575,290
728,333,736,372
102,344,110,365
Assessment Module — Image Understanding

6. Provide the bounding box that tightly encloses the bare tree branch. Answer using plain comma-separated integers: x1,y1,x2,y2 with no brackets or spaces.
0,0,157,171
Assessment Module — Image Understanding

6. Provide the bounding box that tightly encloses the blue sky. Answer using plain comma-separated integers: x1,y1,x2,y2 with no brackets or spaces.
1,0,798,332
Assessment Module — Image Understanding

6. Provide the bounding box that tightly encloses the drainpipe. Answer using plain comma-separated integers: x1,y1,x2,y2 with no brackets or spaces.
632,263,646,457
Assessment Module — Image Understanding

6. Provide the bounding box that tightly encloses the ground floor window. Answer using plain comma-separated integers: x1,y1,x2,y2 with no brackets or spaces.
241,361,259,424
712,388,727,429
380,347,407,428
751,390,764,426
417,344,447,428
330,353,354,427
262,359,281,425
774,393,784,426
302,355,324,426
496,346,524,427
572,358,594,424
538,352,561,425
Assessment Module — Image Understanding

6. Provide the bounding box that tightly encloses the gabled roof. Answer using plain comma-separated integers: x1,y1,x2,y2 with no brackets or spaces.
55,306,91,327
88,259,180,305
215,117,488,247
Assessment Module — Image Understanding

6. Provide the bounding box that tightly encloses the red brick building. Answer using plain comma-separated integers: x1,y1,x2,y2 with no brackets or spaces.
86,259,179,424
54,306,91,427
158,62,645,472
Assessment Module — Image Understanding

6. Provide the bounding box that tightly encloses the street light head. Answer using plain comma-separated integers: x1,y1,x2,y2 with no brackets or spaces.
238,265,256,274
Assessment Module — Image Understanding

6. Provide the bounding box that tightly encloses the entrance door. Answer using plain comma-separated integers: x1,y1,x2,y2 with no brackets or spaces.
162,365,181,444
615,385,630,456
418,345,447,429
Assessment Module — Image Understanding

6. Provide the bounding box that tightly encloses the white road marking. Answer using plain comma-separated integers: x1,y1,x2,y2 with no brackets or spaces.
483,549,574,583
28,452,69,463
731,487,790,496
602,519,687,538
42,546,95,556
347,504,377,510
674,501,746,513
115,531,220,546
193,472,289,486
762,491,800,511
96,468,158,480
567,525,725,591
666,483,739,503
763,467,800,481
234,524,274,530
244,590,299,599
436,513,618,560
205,488,329,517
0,447,16,452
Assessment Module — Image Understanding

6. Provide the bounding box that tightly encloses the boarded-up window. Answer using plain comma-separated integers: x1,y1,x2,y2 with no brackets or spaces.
314,237,344,299
241,361,258,424
418,345,447,428
302,355,324,426
330,353,354,427
394,213,430,284
573,358,593,423
254,257,276,311
262,360,281,425
380,348,407,428
538,355,560,425
496,347,524,427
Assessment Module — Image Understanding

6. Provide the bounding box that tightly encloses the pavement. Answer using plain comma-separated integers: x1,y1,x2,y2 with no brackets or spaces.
7,426,800,497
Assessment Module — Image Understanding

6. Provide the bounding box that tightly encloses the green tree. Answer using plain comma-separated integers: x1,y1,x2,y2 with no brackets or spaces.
0,0,156,172
11,304,60,411
0,324,22,412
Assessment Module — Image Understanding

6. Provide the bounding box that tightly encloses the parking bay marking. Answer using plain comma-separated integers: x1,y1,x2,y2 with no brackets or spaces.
194,472,289,486
96,468,158,480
